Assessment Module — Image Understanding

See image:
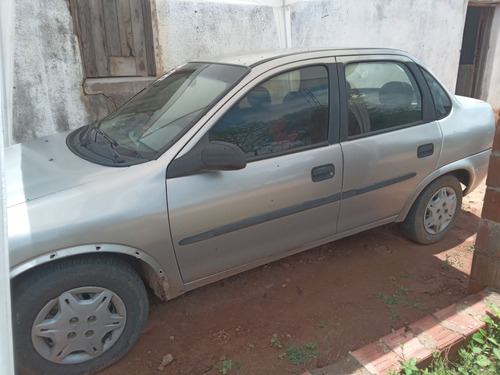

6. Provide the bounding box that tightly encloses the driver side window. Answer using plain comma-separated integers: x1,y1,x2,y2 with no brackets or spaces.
209,66,329,159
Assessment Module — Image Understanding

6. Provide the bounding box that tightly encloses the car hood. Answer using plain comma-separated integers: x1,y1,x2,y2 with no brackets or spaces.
6,131,122,207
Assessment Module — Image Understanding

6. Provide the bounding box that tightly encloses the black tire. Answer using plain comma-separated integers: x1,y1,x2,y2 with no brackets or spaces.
12,255,149,375
400,175,462,244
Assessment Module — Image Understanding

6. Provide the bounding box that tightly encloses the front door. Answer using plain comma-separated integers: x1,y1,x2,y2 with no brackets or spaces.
167,63,343,285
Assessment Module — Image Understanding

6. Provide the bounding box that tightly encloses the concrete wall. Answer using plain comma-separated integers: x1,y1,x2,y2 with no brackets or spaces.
12,0,110,145
11,0,498,146
154,1,281,74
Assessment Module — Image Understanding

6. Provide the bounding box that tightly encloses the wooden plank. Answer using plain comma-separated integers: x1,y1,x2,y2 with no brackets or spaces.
116,0,134,56
109,56,137,76
141,0,156,76
129,0,148,76
456,64,475,96
89,0,110,76
74,0,98,77
102,0,121,56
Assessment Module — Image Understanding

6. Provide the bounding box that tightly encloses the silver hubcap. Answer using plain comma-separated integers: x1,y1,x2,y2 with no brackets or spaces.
424,186,457,235
32,287,126,364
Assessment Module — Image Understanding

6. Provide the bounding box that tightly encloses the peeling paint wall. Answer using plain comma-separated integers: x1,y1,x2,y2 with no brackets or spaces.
11,0,499,145
13,0,91,144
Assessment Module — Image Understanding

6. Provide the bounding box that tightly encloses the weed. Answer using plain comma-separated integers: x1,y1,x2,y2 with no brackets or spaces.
440,255,451,269
286,342,318,365
466,243,476,252
270,334,318,367
390,303,500,374
270,333,283,348
319,320,326,328
388,307,401,320
376,277,427,320
441,253,464,269
219,359,233,374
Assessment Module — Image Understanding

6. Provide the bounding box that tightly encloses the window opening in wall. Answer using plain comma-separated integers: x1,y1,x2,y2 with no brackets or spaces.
70,0,156,78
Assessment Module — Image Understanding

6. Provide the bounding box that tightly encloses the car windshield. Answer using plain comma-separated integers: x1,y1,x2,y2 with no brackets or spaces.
98,63,248,155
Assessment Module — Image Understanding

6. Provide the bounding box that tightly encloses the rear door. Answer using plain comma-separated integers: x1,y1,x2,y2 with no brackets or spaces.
166,60,343,285
336,55,441,233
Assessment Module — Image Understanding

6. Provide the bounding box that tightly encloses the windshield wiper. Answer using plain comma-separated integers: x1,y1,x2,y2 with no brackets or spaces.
81,120,118,148
79,120,125,164
81,120,99,147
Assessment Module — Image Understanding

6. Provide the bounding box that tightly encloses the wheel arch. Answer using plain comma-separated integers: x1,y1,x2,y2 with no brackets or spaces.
396,167,472,222
10,244,174,301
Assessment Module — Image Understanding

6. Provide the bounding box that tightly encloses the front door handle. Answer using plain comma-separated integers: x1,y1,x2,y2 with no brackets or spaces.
417,143,434,158
311,164,335,182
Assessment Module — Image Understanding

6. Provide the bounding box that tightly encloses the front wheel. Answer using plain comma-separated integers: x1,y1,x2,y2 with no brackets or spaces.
400,175,462,244
12,255,149,375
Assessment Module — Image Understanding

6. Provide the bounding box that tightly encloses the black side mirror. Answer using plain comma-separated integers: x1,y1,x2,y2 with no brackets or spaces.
168,141,246,178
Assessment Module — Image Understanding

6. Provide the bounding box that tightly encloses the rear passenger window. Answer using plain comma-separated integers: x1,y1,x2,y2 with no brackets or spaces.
420,68,452,119
209,66,329,159
345,61,422,136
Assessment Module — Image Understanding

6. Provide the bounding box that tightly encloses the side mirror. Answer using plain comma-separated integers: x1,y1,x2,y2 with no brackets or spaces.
168,141,247,178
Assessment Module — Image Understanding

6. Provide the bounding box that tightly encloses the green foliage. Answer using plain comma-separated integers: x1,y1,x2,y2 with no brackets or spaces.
466,243,476,252
285,342,318,366
440,255,451,270
270,334,318,367
391,303,500,374
219,359,233,374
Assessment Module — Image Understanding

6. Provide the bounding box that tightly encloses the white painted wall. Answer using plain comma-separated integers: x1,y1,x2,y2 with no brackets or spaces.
289,0,469,92
154,0,281,73
483,5,500,114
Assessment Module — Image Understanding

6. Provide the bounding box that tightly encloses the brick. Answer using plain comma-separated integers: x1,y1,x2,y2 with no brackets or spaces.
481,188,500,224
486,154,500,189
433,302,485,336
483,289,500,307
469,252,498,288
351,341,400,375
456,294,492,322
475,220,490,251
493,120,500,152
411,315,462,351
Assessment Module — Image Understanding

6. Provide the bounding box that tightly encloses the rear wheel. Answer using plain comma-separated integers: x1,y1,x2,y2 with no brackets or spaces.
400,175,462,244
12,255,149,375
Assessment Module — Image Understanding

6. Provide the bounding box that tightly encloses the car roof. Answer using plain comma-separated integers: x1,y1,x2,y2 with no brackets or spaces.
192,48,414,67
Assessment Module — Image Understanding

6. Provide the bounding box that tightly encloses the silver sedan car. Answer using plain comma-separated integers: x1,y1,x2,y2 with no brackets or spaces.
7,48,495,375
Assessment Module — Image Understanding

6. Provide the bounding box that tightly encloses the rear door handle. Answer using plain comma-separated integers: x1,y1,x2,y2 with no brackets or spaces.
417,143,434,158
311,164,335,182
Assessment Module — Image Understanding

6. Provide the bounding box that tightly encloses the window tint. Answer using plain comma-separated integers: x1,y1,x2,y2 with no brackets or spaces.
209,66,329,159
345,61,422,137
420,68,452,119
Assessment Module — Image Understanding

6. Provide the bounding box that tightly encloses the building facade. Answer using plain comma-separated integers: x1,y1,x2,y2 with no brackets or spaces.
10,0,500,145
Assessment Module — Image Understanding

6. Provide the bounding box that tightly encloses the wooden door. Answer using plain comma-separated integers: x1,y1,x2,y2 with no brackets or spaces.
71,0,156,78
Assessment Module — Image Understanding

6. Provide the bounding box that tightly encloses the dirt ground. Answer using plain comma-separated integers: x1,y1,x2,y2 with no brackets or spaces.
97,180,486,375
